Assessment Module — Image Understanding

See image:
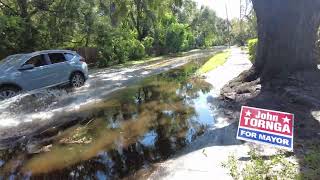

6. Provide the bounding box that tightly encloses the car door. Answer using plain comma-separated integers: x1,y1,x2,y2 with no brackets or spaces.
47,53,71,84
18,54,54,90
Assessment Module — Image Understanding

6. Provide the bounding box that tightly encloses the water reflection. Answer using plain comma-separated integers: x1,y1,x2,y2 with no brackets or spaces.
0,62,214,179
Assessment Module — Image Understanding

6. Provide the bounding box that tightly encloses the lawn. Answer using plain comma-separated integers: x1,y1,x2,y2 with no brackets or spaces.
197,50,231,74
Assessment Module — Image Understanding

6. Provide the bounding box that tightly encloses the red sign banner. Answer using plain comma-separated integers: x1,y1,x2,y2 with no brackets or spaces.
237,106,294,150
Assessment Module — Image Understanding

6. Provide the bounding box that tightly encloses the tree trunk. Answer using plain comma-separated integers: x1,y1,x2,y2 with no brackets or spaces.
252,0,320,83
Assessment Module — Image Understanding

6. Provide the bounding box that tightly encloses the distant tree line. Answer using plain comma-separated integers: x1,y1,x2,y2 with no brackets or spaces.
0,0,236,66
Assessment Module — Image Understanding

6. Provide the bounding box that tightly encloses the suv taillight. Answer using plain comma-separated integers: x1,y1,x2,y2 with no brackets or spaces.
80,57,85,62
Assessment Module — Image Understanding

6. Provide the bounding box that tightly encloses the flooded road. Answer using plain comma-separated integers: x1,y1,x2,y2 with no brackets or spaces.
0,48,223,140
0,55,224,179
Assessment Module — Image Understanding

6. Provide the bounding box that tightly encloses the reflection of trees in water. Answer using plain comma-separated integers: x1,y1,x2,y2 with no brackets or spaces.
32,159,110,179
0,68,213,179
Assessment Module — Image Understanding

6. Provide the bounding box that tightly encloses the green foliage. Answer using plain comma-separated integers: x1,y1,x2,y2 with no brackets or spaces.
165,23,189,53
128,38,146,60
230,1,257,46
96,28,133,65
230,18,257,46
304,149,320,169
142,36,154,54
300,147,320,179
222,149,298,180
0,0,231,66
221,153,240,179
191,7,229,48
182,30,195,51
0,16,25,56
248,38,258,62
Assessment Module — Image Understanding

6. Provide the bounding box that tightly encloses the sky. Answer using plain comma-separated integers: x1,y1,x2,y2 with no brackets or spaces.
194,0,240,19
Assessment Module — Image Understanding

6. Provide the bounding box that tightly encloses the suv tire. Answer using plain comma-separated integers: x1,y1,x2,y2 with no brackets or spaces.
70,72,85,88
0,86,20,101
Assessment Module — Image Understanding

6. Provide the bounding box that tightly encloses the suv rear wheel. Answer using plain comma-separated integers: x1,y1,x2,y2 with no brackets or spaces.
70,72,85,88
0,86,20,101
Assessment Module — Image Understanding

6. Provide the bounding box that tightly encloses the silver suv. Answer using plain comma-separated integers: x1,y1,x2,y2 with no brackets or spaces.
0,50,89,100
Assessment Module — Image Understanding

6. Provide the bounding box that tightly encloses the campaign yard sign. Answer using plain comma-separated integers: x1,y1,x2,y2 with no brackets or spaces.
236,106,294,151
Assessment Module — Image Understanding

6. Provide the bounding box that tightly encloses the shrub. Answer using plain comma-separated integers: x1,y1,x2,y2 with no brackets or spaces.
128,39,145,60
142,36,154,55
247,38,258,62
222,149,298,180
0,16,27,59
96,27,147,66
182,30,195,51
165,23,188,53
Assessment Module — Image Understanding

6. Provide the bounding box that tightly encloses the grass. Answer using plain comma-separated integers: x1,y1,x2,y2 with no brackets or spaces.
299,145,320,179
221,149,299,180
221,142,320,179
197,50,231,74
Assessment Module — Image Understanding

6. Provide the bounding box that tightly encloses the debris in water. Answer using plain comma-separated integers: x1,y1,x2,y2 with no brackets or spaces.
202,149,208,157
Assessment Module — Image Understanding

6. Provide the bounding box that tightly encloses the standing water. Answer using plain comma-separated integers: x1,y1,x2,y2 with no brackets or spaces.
0,59,223,179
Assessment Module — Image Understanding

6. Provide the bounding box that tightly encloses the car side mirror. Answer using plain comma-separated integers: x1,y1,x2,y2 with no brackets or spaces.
19,64,34,71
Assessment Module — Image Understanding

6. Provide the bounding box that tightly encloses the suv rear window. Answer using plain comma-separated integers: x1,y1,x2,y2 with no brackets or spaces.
48,53,66,64
65,53,76,61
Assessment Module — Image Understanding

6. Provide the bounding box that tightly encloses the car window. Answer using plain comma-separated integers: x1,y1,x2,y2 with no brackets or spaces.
48,53,66,64
25,55,47,67
65,53,76,61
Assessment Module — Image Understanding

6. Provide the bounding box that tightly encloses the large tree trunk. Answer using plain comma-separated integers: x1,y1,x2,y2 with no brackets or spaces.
252,0,320,83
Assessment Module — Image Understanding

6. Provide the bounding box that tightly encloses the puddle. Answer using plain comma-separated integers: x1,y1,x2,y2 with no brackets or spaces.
0,60,222,179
